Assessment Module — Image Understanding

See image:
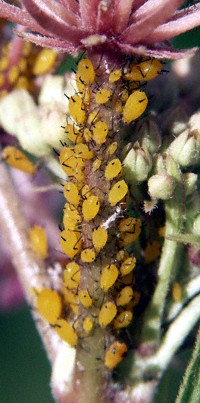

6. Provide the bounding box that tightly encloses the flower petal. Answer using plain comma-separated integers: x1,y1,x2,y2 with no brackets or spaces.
79,0,99,31
21,0,82,42
117,41,198,59
16,30,79,54
0,1,47,34
113,0,135,33
145,5,200,43
121,0,183,44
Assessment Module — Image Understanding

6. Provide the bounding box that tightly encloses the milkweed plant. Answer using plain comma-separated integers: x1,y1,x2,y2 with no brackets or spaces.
0,1,200,403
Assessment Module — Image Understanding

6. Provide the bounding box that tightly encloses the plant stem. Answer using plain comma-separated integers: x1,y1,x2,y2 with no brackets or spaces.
0,162,60,363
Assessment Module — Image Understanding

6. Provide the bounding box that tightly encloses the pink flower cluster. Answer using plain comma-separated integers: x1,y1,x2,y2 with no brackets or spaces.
0,0,200,58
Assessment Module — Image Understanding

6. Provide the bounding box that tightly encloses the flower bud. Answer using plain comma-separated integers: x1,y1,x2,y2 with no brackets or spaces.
168,128,200,167
192,215,200,237
135,118,161,154
153,154,166,174
183,173,198,196
148,173,176,200
123,142,152,184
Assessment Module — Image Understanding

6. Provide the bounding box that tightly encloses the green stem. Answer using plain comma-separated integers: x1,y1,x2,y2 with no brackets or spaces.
175,325,200,403
140,156,184,344
141,201,183,343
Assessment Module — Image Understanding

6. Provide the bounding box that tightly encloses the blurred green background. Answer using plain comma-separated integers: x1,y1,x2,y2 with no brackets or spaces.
0,3,200,402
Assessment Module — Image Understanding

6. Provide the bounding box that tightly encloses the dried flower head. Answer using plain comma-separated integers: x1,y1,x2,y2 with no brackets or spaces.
0,0,200,59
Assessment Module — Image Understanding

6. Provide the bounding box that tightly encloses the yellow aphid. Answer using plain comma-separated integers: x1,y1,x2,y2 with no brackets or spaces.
115,100,123,113
118,218,142,245
22,42,32,57
92,158,102,172
82,195,100,222
76,58,95,85
63,203,81,230
171,282,182,302
73,168,85,184
59,147,78,176
100,264,119,292
92,226,108,252
113,311,133,329
74,143,94,159
116,286,134,306
106,141,118,156
105,341,127,370
158,226,166,238
60,229,82,258
63,182,80,206
64,262,80,290
126,290,140,309
29,225,48,259
105,158,122,180
120,89,129,102
78,289,93,308
120,256,136,277
36,288,62,325
32,48,57,75
126,59,162,82
0,56,9,71
123,91,148,124
83,128,92,142
116,250,126,262
144,240,160,263
64,124,83,144
95,88,111,104
2,146,36,174
80,86,90,103
81,248,96,263
88,110,98,124
99,301,117,327
119,217,140,233
0,73,4,86
18,57,27,73
54,319,77,347
81,185,91,200
121,272,135,286
14,76,30,90
69,94,86,125
83,316,93,334
119,232,140,248
108,180,128,206
8,65,19,84
109,69,122,83
92,121,108,145
63,288,78,315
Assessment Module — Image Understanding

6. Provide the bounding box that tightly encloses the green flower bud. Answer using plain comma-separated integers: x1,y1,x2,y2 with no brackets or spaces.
184,173,198,196
123,142,152,184
135,118,161,154
153,154,166,174
148,173,176,200
168,127,200,167
193,215,200,237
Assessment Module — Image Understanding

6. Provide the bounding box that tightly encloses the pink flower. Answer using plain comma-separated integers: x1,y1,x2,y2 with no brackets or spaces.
0,0,199,58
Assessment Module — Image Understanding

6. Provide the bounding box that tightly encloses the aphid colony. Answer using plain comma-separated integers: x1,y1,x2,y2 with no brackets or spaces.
33,56,162,370
0,42,57,98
